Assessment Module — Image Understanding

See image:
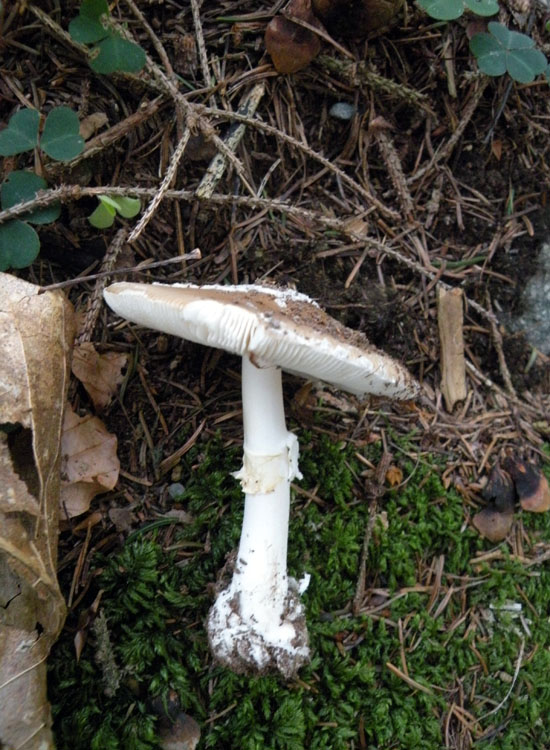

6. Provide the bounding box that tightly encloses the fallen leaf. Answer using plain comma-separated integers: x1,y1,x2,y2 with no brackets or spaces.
491,139,503,161
0,271,74,750
60,405,120,519
79,111,109,139
265,0,323,73
342,214,370,239
108,506,136,532
72,341,128,411
385,465,403,486
162,508,193,524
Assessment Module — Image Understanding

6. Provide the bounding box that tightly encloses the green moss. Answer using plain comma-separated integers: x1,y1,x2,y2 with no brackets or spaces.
50,437,550,749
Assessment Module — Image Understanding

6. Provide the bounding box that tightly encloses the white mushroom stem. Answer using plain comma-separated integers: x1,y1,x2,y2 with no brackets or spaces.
207,356,310,677
234,356,300,621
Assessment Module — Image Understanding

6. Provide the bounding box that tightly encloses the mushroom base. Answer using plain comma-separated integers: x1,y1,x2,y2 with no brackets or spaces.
207,579,310,679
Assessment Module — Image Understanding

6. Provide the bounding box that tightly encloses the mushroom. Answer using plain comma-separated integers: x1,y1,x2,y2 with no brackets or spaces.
103,281,419,677
473,462,515,542
503,457,550,513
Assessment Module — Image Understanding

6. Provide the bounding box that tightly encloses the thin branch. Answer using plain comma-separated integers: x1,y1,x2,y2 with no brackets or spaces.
128,129,192,243
38,249,201,292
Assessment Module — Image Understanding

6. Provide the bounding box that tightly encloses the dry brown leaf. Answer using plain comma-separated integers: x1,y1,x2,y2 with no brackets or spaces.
60,406,120,519
0,271,74,750
265,0,323,73
79,111,109,139
385,465,403,486
72,341,128,411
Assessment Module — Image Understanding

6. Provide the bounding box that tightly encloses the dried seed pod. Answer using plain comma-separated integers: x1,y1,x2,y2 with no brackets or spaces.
473,506,514,542
503,457,550,513
312,0,404,37
265,0,323,73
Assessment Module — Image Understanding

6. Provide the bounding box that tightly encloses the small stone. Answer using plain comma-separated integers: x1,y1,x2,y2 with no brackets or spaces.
329,102,357,120
168,482,185,499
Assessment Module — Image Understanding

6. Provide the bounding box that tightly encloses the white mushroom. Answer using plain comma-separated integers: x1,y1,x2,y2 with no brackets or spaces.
103,281,419,678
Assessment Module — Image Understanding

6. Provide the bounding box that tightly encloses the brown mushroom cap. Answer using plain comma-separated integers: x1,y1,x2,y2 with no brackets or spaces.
504,458,550,513
473,506,514,542
482,462,515,514
103,281,420,400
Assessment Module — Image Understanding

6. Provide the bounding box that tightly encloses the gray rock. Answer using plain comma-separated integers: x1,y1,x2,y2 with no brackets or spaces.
507,243,550,354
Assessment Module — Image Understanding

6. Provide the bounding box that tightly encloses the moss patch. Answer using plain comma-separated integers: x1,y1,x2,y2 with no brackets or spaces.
50,437,550,749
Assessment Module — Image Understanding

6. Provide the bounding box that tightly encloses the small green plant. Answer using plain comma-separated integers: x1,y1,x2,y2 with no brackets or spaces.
418,0,548,83
470,22,548,83
0,107,84,160
0,106,85,270
88,195,141,228
0,171,61,271
418,0,497,21
69,0,147,74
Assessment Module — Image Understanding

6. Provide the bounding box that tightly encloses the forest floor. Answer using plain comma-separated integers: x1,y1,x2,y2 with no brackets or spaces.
2,0,550,748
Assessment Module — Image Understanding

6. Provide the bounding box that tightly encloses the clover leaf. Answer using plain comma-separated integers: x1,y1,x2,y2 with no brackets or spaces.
1,171,61,225
0,109,39,156
0,171,62,271
418,0,497,20
69,0,110,43
470,22,548,83
88,195,141,228
90,35,147,74
418,0,464,20
464,0,499,16
69,1,146,74
0,220,40,271
41,107,85,161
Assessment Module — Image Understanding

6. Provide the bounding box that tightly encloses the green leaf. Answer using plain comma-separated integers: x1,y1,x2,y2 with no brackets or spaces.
470,33,507,76
69,14,108,44
90,34,147,74
1,171,61,225
488,21,533,49
0,220,40,271
111,197,141,218
471,23,548,83
96,194,123,211
418,0,464,20
464,0,498,16
0,109,40,156
41,107,85,161
80,0,109,19
89,200,116,228
506,46,547,83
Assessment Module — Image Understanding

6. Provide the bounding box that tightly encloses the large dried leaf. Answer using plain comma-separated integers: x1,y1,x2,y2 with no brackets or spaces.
71,341,128,411
0,272,74,750
60,406,119,519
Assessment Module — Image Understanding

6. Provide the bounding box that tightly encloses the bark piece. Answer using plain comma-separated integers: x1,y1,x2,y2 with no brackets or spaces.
437,287,467,411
